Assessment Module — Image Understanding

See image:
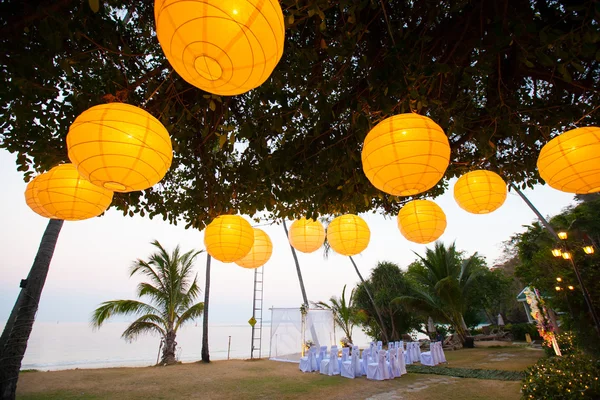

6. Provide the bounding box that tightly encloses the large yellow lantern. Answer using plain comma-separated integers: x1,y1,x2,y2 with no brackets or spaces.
154,0,285,96
288,218,326,253
235,228,273,269
24,174,54,218
537,126,600,193
397,200,446,244
362,113,450,196
204,215,254,263
34,164,114,221
67,103,173,193
453,170,507,214
326,214,370,256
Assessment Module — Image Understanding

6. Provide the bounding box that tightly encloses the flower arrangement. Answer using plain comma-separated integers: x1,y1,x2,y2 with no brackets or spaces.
524,287,560,355
300,303,308,316
340,337,352,348
304,340,314,351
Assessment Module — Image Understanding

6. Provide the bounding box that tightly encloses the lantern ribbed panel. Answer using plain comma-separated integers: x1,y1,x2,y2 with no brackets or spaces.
362,113,450,196
67,103,173,193
327,214,370,256
154,0,285,96
537,127,600,194
35,164,114,221
25,174,55,218
453,170,507,214
235,228,273,269
288,218,326,253
397,200,446,244
204,215,254,263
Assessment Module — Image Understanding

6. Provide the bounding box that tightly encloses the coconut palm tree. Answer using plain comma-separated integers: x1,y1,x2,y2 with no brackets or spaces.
91,240,204,365
396,242,482,344
314,284,356,343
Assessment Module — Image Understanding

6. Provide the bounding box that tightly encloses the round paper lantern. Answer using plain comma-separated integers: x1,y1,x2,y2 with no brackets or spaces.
397,200,446,244
362,113,450,196
34,164,114,221
288,218,326,253
453,170,507,214
204,215,254,263
154,0,285,96
235,228,273,269
537,126,600,193
67,103,173,193
24,174,54,218
326,214,370,256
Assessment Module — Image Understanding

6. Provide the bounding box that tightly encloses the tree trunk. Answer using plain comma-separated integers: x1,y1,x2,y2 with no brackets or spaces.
161,330,177,365
0,219,64,400
349,256,389,343
201,254,211,363
453,314,469,344
282,219,308,305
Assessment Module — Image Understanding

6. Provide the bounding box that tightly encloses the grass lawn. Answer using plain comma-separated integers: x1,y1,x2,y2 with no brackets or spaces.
16,347,543,400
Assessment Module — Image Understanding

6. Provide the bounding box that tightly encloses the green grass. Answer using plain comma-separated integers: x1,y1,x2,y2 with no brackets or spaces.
406,365,525,381
18,391,102,400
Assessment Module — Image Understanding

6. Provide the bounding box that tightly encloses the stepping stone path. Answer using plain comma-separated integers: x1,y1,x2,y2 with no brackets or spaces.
366,376,459,399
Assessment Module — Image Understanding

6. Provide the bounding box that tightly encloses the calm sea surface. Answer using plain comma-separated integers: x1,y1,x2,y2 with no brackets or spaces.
5,321,374,371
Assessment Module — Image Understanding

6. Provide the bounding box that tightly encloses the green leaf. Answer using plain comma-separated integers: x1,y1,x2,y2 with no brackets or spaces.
209,100,216,111
288,14,295,26
89,0,100,13
219,134,227,149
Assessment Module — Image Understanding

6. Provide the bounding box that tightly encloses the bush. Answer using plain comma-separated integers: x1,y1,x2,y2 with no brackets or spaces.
522,354,600,399
505,322,540,341
543,331,578,357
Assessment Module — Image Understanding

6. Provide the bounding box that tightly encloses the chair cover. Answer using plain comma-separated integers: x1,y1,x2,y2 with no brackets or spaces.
367,350,390,380
316,345,327,368
320,346,340,376
339,347,350,370
360,348,370,376
404,342,413,364
377,341,383,352
368,342,376,363
436,341,447,363
420,342,437,366
341,347,358,379
388,346,399,378
299,345,318,372
397,345,407,375
411,341,421,362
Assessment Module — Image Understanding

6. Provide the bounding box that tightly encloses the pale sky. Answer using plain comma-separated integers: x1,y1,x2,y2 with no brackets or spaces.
0,149,576,324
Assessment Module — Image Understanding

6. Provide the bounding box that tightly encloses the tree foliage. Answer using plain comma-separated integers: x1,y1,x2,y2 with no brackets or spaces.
1,1,599,227
353,261,421,341
313,284,357,343
91,240,204,365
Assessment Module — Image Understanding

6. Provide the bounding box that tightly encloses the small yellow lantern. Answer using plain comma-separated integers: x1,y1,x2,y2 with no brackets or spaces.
562,251,572,260
326,214,370,256
24,174,54,218
453,170,507,214
362,113,450,196
288,218,326,253
551,248,563,257
34,164,114,221
204,215,254,263
154,0,285,96
583,245,595,255
397,200,447,244
67,103,173,193
557,231,568,240
537,126,600,194
235,228,273,269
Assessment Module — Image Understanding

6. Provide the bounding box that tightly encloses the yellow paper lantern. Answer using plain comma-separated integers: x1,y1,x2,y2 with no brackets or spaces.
453,170,507,214
326,214,370,256
34,164,114,221
397,200,446,244
24,174,54,218
288,218,326,253
154,0,285,96
204,215,254,263
67,103,173,193
362,113,450,196
235,228,273,269
537,126,600,193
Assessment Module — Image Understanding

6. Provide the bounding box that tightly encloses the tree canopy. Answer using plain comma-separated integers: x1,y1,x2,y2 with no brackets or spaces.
1,0,599,227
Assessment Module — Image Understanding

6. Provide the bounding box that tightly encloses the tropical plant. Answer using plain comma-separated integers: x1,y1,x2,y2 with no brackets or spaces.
397,242,484,343
354,261,422,342
91,240,204,365
314,284,357,344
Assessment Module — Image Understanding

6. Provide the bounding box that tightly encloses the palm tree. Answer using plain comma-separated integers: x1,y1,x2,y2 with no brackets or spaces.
91,240,204,365
396,242,482,344
314,285,356,343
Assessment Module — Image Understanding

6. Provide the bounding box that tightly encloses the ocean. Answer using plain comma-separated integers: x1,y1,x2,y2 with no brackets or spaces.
8,321,374,371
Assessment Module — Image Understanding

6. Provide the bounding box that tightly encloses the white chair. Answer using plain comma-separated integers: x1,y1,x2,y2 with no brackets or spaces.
411,341,421,363
420,341,438,366
367,350,390,380
397,345,407,375
404,342,413,364
338,347,350,370
320,345,340,376
299,345,318,372
368,342,376,363
436,341,447,363
388,345,399,378
377,341,383,352
360,348,370,376
341,347,357,379
351,346,362,377
316,345,327,368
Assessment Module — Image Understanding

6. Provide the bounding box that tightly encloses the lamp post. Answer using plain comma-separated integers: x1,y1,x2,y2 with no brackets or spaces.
509,182,600,339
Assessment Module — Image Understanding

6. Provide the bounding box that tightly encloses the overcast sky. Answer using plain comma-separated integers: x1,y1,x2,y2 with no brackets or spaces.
0,149,575,324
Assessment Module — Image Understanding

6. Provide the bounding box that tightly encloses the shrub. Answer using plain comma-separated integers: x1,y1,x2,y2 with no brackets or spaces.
505,322,540,341
522,354,600,399
543,331,578,357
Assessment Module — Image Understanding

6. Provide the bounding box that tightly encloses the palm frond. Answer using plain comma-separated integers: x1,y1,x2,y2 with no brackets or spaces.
175,302,204,331
122,316,166,342
91,300,161,329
